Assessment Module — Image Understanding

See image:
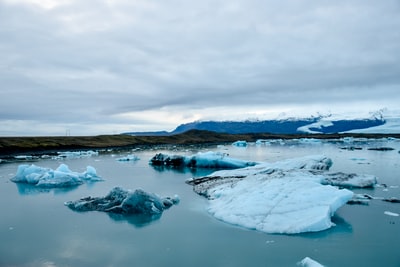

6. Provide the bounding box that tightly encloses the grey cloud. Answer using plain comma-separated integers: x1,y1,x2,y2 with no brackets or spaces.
1,0,400,135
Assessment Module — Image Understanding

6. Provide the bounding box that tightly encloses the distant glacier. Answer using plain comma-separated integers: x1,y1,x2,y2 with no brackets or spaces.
125,114,390,135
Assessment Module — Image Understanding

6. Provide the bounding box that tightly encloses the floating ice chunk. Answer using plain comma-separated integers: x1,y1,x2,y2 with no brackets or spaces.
383,197,400,203
116,155,140,161
367,147,395,151
297,257,324,267
321,172,377,188
65,187,179,215
56,150,99,159
298,138,322,145
187,155,355,234
384,211,399,217
341,137,355,143
255,139,271,146
150,151,257,169
232,140,248,147
11,164,101,188
14,155,35,160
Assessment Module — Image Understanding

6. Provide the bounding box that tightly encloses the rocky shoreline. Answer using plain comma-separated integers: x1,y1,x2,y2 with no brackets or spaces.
1,130,399,157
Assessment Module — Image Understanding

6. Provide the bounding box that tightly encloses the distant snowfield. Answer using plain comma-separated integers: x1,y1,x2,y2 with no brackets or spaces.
346,118,400,133
298,109,400,134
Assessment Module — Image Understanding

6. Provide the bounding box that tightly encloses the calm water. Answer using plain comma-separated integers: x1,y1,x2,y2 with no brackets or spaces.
0,139,399,267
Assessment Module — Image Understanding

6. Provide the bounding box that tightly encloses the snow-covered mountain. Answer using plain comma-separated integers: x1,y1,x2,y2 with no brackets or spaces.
124,109,400,135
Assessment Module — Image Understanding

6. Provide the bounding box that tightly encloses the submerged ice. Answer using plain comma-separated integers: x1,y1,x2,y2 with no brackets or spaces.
186,155,376,234
11,164,101,187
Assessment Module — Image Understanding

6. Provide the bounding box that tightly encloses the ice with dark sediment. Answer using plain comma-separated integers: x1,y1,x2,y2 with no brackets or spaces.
65,187,179,215
187,155,378,234
149,151,257,169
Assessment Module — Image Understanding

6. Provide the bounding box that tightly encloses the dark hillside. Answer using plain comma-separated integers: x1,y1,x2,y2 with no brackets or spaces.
1,130,399,156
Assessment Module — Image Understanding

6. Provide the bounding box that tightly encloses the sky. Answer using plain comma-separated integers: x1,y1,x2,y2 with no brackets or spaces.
1,0,400,136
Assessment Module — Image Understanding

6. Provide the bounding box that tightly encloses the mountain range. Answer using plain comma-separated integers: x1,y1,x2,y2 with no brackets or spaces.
124,109,400,136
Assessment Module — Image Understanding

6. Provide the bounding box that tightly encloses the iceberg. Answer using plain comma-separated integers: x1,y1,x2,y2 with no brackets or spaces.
232,140,248,147
65,187,179,215
149,151,257,169
187,155,364,234
11,164,101,188
65,187,179,227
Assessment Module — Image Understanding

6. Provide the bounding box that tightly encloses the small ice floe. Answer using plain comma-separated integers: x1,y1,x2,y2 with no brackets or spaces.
298,138,322,145
341,137,354,143
187,155,360,234
383,197,400,203
367,147,395,151
56,150,99,159
347,194,375,205
14,155,37,161
149,151,257,169
320,172,377,188
116,155,140,162
349,157,367,161
297,257,325,267
384,211,399,217
11,164,101,188
255,139,271,146
340,146,363,151
232,140,248,147
65,187,179,224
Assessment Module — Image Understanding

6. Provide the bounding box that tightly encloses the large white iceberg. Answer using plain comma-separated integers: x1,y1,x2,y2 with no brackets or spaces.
11,164,101,188
186,155,374,234
150,151,257,169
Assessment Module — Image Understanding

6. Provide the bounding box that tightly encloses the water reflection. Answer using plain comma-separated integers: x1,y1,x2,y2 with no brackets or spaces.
14,183,80,195
150,165,214,177
108,212,162,228
297,214,353,239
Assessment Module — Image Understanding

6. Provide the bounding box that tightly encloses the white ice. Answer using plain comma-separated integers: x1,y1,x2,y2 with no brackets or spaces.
384,211,399,217
190,151,256,168
56,150,99,159
188,155,361,234
116,155,140,161
11,163,102,187
232,140,248,147
297,257,325,267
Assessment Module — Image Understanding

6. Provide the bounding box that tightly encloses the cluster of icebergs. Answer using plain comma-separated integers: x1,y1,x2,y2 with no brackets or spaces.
9,148,391,235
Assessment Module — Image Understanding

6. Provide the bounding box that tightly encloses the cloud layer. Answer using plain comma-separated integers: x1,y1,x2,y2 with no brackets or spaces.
1,0,400,135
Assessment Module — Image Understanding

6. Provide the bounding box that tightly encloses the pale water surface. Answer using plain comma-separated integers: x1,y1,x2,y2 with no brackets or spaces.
1,139,399,267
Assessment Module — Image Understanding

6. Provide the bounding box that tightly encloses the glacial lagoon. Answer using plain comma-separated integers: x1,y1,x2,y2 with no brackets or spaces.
1,138,399,267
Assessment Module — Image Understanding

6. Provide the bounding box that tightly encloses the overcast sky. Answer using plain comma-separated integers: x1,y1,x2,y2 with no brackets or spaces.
1,0,400,136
